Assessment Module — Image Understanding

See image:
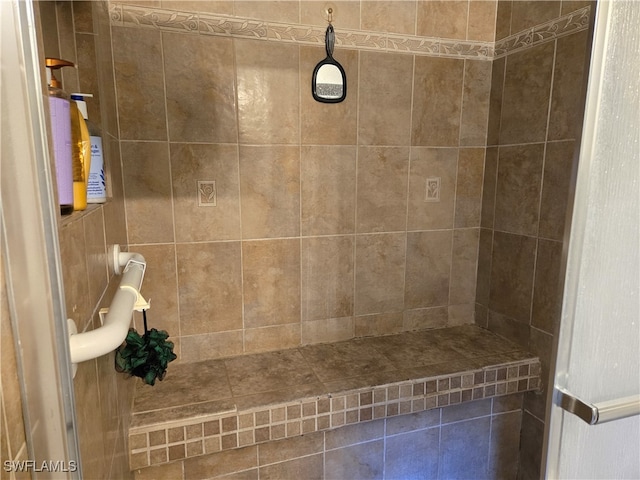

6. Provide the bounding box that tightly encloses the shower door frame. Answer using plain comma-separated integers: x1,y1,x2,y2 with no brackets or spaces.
1,0,81,478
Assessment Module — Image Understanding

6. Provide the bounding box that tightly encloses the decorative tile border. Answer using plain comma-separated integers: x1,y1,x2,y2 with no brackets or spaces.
110,3,590,60
129,358,540,470
493,6,592,58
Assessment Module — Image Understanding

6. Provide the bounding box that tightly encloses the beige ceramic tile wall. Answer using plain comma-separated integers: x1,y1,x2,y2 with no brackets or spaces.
114,1,492,363
37,2,134,479
478,2,592,476
133,394,525,480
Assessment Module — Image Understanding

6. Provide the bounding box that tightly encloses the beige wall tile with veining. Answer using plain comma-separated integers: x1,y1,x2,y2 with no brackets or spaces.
301,146,356,236
405,230,452,309
134,460,184,480
499,42,554,145
235,40,299,145
355,233,406,315
56,1,80,94
460,60,492,146
74,359,108,480
539,140,575,240
83,207,109,310
121,141,174,244
385,428,439,478
161,0,233,15
487,307,530,350
103,138,128,247
468,1,498,41
112,27,167,140
183,446,258,480
300,47,358,145
407,147,457,230
494,143,544,236
361,1,416,35
259,432,325,465
489,231,536,324
95,9,119,137
233,1,299,22
244,324,301,354
495,0,512,40
242,239,301,328
163,33,237,143
486,57,505,147
302,317,354,345
475,227,493,306
260,454,324,480
301,236,354,321
548,30,590,141
301,1,360,29
180,331,243,362
561,0,594,14
130,244,179,336
171,143,241,242
354,312,404,337
532,239,563,335
480,147,498,229
455,148,484,228
239,145,300,239
176,241,243,335
417,0,468,39
510,1,561,33
358,52,413,146
403,306,448,331
325,440,384,480
39,1,60,58
59,219,91,331
356,147,409,233
439,417,491,478
412,57,464,147
450,228,480,305
75,33,101,124
488,411,522,479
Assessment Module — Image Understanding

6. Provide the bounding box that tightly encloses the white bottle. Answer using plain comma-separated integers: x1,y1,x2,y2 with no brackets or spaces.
71,93,106,203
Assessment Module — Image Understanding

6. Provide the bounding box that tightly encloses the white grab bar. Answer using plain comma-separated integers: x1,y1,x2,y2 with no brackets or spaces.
68,245,148,367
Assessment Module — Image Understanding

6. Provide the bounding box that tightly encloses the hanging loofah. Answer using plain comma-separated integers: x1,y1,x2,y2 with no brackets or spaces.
115,310,177,385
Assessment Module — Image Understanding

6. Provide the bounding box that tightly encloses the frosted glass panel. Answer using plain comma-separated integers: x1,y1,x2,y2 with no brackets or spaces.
546,1,640,478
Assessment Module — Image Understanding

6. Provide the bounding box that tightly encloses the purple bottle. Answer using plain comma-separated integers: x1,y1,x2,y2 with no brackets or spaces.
45,58,74,215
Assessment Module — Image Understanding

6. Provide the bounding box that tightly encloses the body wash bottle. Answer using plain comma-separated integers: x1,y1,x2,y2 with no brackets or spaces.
70,99,91,211
45,58,74,215
71,93,106,203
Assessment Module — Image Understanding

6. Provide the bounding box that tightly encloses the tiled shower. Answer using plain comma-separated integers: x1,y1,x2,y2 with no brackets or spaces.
0,1,592,479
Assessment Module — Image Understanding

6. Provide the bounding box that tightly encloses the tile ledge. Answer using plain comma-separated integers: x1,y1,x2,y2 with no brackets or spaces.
127,332,540,470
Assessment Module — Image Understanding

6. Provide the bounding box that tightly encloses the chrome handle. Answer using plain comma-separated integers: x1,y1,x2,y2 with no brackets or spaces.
555,387,640,425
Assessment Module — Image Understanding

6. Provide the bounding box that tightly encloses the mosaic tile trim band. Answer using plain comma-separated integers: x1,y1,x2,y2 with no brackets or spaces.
110,3,590,60
128,358,540,470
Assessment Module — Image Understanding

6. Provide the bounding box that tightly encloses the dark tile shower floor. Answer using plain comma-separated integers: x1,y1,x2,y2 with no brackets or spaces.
131,325,536,429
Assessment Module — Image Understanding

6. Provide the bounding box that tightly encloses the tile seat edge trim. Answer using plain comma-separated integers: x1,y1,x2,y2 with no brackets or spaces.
128,357,540,470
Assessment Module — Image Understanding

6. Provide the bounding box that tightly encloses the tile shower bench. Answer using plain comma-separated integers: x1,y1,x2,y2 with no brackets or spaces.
128,325,540,471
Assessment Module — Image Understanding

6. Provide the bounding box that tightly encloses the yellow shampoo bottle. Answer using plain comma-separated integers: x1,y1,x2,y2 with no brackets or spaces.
70,100,91,211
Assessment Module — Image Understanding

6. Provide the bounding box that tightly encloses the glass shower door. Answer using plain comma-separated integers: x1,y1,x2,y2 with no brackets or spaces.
544,1,640,478
1,0,81,477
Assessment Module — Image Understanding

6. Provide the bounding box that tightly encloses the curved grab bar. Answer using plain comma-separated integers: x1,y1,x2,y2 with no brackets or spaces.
68,246,147,365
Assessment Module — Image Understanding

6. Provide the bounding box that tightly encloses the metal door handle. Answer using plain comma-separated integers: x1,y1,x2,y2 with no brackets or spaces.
555,387,640,425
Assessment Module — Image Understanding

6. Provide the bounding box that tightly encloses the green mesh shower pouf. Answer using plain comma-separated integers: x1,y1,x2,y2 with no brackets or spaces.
115,310,177,386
